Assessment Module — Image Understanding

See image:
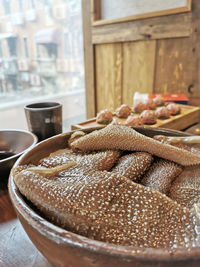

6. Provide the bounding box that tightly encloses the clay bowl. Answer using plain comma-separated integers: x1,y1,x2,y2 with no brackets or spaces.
8,127,200,267
0,129,37,186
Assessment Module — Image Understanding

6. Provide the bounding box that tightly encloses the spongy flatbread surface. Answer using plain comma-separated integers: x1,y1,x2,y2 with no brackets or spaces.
141,159,183,194
71,125,200,166
170,166,200,208
14,167,198,249
111,152,153,182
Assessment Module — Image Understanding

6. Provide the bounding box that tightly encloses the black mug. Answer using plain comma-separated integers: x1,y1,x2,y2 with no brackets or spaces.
24,102,62,141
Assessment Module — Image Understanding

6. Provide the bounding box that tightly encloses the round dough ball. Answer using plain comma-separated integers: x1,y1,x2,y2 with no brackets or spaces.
155,106,170,119
144,99,156,110
116,104,131,118
96,109,113,124
167,103,181,115
132,102,148,113
140,110,157,124
125,115,143,126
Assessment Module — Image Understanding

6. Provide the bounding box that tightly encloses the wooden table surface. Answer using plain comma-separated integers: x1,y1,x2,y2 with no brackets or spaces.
1,122,200,266
0,190,51,267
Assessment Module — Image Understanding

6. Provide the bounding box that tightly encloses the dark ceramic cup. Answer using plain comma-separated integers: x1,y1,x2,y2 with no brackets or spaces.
24,102,62,142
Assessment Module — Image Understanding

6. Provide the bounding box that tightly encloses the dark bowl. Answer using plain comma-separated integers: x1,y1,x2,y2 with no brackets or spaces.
0,129,37,183
8,127,200,267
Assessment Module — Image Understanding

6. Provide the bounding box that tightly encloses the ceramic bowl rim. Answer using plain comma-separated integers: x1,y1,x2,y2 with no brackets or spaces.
0,129,38,163
24,102,62,111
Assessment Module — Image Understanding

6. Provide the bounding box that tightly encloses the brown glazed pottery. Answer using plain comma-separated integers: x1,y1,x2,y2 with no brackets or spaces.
8,127,200,267
24,102,62,142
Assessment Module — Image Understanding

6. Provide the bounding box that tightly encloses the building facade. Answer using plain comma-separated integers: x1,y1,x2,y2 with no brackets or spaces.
0,0,84,99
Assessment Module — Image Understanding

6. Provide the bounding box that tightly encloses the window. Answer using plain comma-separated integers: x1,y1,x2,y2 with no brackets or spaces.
2,0,10,15
7,37,17,57
0,41,3,58
30,0,35,8
43,0,53,7
36,44,41,58
0,0,86,131
64,32,72,58
69,1,79,14
45,43,57,58
23,37,29,58
44,3,53,26
18,0,24,12
36,43,57,59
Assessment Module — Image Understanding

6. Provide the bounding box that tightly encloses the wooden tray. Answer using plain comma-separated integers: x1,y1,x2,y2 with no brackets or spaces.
71,104,200,131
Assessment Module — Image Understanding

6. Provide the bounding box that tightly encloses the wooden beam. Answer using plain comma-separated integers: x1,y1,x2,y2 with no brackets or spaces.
92,13,192,44
91,0,101,23
82,0,96,118
187,0,192,11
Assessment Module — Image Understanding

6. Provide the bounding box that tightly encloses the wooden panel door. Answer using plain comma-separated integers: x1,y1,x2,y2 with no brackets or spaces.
82,0,194,118
122,40,156,107
154,37,195,95
95,43,122,112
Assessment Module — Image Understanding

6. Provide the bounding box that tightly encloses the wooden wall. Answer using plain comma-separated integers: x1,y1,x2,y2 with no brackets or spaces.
82,0,200,118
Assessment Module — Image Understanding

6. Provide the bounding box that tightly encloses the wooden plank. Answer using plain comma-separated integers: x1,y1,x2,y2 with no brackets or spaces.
187,0,193,9
0,194,16,222
154,0,200,101
91,0,101,22
82,0,96,118
71,104,200,131
156,107,200,130
188,0,200,100
95,43,122,113
154,37,196,95
189,97,200,106
0,193,50,266
94,0,192,26
92,12,192,44
122,40,156,107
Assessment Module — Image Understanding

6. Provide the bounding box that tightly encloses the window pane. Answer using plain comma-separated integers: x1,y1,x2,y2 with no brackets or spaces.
0,0,86,131
2,0,10,14
30,0,35,9
7,37,17,56
18,0,24,12
43,0,53,7
23,37,29,58
0,41,3,57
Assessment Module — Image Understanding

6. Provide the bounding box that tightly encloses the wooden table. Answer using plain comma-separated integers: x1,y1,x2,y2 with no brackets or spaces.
1,122,200,266
0,189,51,266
